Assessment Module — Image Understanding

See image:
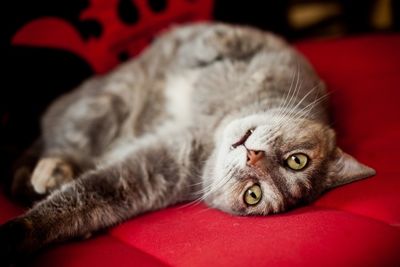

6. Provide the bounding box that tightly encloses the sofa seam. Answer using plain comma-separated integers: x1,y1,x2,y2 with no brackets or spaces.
311,204,400,232
106,232,173,267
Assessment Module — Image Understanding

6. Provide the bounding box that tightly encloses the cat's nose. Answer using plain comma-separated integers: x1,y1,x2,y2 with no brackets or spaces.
246,150,265,166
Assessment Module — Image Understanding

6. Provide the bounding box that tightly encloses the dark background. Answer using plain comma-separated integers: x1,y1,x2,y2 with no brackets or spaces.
1,0,399,184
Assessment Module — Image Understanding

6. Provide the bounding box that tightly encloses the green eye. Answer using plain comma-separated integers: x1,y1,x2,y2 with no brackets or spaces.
244,184,262,206
286,153,308,170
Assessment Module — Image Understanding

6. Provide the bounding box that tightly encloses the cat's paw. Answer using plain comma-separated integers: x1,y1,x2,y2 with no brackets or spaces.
31,157,74,194
178,25,265,68
0,218,33,266
202,26,258,57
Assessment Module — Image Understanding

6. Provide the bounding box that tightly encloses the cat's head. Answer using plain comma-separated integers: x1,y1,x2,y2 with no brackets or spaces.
202,112,375,215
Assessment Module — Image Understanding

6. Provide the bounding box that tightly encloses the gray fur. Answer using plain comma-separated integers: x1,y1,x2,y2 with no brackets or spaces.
0,23,375,265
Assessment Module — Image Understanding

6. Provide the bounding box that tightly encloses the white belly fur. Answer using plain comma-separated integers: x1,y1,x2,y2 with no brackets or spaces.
164,71,199,126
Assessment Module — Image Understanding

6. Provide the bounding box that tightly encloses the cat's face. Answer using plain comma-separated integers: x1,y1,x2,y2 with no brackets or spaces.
202,112,375,215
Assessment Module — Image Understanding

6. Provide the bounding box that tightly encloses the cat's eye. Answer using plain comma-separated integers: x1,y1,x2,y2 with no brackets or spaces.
286,153,308,170
243,184,262,205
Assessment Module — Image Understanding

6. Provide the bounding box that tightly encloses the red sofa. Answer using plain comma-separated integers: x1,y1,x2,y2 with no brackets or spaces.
1,33,400,267
3,1,400,267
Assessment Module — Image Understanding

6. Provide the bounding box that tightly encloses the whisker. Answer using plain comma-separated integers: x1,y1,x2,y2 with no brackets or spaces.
287,83,321,117
277,80,329,132
182,166,237,209
277,67,298,116
276,66,304,126
290,92,331,122
277,66,301,120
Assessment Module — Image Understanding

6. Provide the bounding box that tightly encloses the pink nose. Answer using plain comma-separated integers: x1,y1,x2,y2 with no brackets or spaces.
246,150,265,166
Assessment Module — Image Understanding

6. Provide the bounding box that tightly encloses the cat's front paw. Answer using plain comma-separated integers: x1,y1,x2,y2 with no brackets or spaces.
31,157,74,194
0,218,33,266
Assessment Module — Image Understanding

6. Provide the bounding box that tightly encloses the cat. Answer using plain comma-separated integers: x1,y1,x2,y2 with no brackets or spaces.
0,22,375,265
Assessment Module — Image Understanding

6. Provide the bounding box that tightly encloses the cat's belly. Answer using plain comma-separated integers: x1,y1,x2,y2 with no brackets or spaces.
164,70,200,126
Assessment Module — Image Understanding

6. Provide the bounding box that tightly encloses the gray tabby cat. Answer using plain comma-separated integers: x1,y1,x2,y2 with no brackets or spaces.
0,23,375,265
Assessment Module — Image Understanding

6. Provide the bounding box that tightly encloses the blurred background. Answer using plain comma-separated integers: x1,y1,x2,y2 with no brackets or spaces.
216,0,398,40
1,0,398,185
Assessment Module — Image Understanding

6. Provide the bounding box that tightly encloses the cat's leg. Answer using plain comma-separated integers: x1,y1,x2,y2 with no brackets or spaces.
0,131,206,266
11,139,79,205
11,137,86,206
13,77,130,199
174,23,286,68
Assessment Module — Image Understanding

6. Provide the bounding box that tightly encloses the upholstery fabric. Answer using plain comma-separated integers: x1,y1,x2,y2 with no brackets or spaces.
11,0,213,73
1,34,400,267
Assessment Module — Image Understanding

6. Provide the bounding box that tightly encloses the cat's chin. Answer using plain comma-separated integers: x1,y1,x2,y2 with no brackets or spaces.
206,200,279,216
204,193,258,216
204,201,244,216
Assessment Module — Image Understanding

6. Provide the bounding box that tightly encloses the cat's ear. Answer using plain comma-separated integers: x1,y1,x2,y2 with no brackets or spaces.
325,148,376,189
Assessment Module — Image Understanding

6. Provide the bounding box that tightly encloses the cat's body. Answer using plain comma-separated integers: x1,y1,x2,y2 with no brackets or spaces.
1,23,375,265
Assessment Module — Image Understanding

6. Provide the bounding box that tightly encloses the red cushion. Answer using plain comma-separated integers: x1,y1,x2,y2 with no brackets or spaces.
2,34,400,266
11,0,213,73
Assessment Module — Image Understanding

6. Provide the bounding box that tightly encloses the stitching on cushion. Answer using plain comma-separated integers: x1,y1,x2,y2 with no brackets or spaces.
106,232,173,267
310,204,400,232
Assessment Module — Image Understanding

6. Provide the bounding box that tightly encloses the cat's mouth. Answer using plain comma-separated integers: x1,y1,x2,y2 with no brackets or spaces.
231,128,254,149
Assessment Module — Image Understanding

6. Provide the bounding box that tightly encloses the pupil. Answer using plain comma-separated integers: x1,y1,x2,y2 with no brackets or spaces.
250,192,257,199
294,156,301,165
